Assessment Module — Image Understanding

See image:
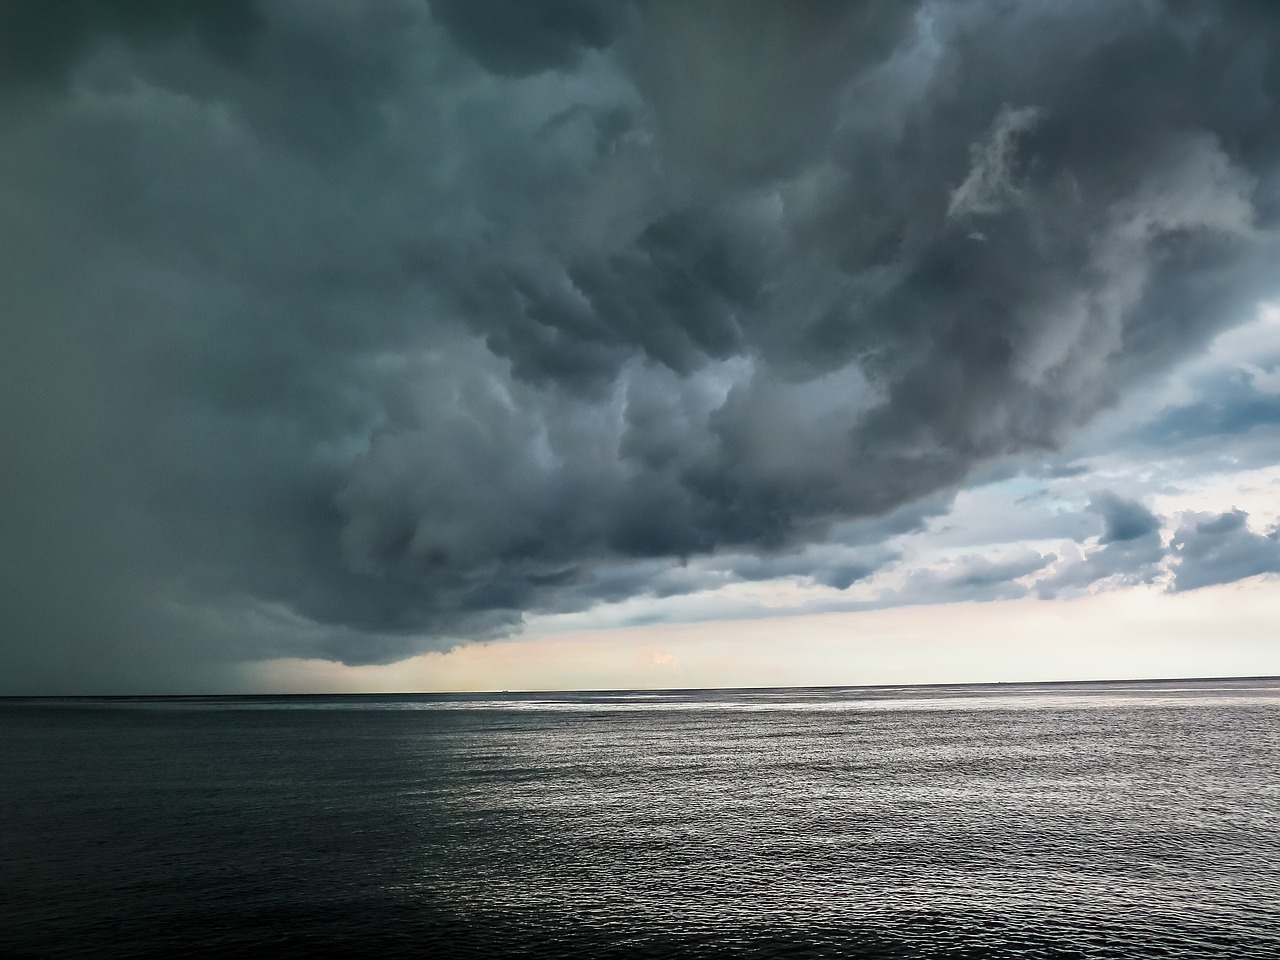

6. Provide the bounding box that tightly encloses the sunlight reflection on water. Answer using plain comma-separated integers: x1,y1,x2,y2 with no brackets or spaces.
3,678,1277,958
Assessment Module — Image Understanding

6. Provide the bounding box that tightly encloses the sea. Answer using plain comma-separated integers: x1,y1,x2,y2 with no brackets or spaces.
2,678,1277,959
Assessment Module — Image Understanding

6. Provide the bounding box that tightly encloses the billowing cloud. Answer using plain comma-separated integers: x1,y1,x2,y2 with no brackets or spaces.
3,0,1280,690
1169,509,1280,591
1094,492,1162,545
1035,494,1166,597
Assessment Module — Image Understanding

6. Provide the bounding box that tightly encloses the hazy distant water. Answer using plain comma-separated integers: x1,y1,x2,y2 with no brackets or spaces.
2,679,1278,959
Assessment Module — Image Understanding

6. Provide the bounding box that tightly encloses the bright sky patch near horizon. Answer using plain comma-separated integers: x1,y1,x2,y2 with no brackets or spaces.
2,1,1278,694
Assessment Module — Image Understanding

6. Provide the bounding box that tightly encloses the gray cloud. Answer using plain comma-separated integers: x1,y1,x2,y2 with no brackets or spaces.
0,0,262,89
427,0,622,76
1169,509,1280,591
1035,494,1167,597
898,549,1057,604
4,0,1280,690
1094,492,1163,545
1138,372,1280,448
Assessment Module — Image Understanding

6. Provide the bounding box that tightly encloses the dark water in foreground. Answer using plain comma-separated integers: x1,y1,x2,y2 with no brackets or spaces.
2,679,1278,959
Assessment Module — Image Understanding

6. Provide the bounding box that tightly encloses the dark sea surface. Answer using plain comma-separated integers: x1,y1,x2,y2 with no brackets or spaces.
2,678,1278,959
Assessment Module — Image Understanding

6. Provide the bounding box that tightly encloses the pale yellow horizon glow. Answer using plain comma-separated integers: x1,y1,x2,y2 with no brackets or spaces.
246,576,1279,694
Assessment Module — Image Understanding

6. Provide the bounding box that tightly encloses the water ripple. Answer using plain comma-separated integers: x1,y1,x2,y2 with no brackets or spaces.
2,679,1277,958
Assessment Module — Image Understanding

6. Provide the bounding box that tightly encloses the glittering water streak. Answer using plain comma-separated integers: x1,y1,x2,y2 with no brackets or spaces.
2,678,1278,958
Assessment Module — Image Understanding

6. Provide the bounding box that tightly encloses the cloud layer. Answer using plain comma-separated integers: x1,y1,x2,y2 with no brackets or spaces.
3,0,1279,690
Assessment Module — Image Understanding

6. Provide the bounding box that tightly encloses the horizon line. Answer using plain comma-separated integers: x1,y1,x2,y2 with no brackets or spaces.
3,674,1277,701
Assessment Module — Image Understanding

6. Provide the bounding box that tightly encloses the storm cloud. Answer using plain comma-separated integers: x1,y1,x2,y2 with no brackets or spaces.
3,0,1280,690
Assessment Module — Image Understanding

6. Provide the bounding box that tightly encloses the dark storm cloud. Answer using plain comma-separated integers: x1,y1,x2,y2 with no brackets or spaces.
1169,509,1280,591
427,0,622,76
4,0,1280,689
0,0,262,89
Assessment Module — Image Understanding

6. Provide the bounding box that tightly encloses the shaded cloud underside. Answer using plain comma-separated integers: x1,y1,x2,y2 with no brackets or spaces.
2,0,1280,689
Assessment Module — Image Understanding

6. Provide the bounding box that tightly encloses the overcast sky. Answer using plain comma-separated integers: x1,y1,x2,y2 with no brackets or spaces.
2,0,1278,694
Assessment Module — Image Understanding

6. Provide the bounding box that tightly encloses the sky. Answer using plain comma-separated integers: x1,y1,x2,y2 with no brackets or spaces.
1,0,1278,695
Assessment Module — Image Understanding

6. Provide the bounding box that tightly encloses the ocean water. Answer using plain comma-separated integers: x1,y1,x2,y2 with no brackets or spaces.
2,678,1278,959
